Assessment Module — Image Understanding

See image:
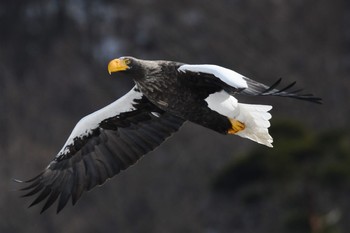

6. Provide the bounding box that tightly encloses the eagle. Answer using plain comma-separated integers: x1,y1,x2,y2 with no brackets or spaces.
17,56,321,213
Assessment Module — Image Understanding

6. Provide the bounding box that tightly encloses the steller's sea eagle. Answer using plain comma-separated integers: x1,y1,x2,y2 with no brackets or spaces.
17,56,321,213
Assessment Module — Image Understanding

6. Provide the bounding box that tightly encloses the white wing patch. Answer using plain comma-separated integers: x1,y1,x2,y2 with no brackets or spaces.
58,86,143,155
205,91,273,147
205,90,239,118
178,64,248,89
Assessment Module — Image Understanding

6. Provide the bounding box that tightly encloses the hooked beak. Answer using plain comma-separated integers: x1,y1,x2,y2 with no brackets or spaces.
108,58,130,75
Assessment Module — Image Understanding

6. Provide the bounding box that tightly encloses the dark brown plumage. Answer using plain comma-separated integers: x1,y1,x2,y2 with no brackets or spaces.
17,56,321,213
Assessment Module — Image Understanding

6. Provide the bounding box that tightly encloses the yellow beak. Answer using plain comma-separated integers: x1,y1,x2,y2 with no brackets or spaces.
108,59,130,74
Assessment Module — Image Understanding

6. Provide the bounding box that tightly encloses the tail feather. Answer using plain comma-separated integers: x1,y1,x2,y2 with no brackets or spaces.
234,104,273,147
205,91,273,147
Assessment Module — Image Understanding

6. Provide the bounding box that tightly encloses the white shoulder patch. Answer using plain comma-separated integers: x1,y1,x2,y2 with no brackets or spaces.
58,86,143,155
205,91,239,118
178,64,248,89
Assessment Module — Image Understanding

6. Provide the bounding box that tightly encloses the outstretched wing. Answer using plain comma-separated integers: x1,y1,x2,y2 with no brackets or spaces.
177,64,322,104
18,86,184,213
240,77,322,103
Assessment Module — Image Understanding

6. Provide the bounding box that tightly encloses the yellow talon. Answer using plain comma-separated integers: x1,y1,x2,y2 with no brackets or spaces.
228,119,245,134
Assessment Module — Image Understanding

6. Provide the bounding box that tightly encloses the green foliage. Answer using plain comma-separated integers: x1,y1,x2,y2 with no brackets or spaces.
212,121,350,233
284,210,311,233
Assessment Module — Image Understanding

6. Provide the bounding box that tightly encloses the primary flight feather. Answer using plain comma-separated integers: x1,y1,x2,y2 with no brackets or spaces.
18,56,321,213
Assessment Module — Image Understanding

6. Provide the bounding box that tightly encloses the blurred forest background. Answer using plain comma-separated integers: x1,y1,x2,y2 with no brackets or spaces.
1,0,349,232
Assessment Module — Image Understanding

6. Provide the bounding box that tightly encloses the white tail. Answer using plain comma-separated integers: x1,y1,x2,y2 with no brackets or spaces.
205,91,273,147
234,104,273,147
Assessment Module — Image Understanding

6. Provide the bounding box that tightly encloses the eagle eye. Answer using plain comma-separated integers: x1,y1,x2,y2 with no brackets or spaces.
124,58,131,65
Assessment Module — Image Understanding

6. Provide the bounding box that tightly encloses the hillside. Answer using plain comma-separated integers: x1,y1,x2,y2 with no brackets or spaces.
1,1,349,232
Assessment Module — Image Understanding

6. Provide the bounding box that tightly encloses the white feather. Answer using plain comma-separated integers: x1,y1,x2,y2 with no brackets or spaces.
178,64,248,89
58,86,143,155
205,91,273,147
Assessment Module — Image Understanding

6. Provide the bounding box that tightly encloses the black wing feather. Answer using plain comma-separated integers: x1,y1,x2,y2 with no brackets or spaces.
17,90,184,213
241,77,322,104
178,67,321,104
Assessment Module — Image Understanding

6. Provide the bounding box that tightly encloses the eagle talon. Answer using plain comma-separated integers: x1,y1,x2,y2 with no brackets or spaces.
228,119,245,134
